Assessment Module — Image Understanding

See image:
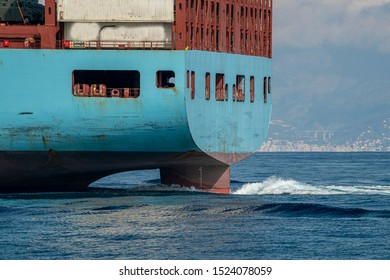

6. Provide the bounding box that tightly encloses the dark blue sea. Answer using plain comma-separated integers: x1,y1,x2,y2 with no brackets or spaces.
1,153,389,260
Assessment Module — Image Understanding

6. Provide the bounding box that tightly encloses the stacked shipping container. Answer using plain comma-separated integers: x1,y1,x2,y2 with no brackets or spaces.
174,0,272,57
58,0,174,47
58,0,271,57
1,0,272,57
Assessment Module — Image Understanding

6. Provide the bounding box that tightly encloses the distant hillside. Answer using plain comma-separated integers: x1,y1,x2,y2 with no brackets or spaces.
269,46,390,148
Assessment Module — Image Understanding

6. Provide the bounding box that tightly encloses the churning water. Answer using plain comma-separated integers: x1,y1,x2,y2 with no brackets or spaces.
1,153,389,260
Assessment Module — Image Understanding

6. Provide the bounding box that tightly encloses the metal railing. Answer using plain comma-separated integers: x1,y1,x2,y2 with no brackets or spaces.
73,84,141,98
57,40,173,50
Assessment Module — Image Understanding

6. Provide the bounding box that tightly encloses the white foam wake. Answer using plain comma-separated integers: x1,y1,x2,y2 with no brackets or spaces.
233,177,390,196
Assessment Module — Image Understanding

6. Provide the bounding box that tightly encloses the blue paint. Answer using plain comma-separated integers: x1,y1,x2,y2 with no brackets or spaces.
185,51,272,153
0,49,271,155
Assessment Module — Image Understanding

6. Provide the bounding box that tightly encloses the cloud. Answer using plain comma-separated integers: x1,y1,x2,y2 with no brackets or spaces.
348,0,390,14
274,0,390,53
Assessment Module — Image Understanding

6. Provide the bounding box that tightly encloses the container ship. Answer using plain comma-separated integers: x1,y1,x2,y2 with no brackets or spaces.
0,0,272,194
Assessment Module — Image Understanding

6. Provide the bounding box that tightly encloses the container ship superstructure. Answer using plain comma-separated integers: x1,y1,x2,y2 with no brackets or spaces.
0,0,272,194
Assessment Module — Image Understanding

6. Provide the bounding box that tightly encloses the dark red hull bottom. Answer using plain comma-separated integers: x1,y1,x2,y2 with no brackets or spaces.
0,150,251,194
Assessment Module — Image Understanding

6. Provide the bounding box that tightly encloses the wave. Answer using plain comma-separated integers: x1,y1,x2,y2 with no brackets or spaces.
0,206,10,213
233,177,390,196
221,203,390,218
90,204,152,212
176,201,390,219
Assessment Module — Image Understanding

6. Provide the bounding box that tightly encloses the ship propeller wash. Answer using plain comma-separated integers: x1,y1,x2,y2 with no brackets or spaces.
0,0,272,194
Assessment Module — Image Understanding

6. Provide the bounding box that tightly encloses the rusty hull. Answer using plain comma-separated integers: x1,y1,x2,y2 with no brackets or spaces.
0,150,239,194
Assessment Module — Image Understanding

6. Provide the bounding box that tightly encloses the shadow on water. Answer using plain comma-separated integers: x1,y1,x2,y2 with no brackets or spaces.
0,186,212,200
223,202,390,219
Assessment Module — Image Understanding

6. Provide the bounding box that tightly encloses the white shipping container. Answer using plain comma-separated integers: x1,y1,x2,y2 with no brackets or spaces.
64,22,172,42
57,0,174,22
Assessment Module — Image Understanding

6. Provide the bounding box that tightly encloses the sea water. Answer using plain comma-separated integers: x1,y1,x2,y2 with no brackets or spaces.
0,152,389,260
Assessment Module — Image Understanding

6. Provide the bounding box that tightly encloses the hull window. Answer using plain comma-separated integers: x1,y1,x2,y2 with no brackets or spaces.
215,73,225,101
236,75,245,102
224,83,229,101
72,70,140,98
268,77,271,93
250,76,255,102
156,70,175,88
191,71,196,99
263,77,267,103
205,72,210,100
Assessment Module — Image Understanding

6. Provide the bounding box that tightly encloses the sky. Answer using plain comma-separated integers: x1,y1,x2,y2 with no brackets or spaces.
273,0,390,54
269,0,390,147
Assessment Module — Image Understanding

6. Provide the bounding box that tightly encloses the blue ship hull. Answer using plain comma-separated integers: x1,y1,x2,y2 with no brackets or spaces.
0,49,272,193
